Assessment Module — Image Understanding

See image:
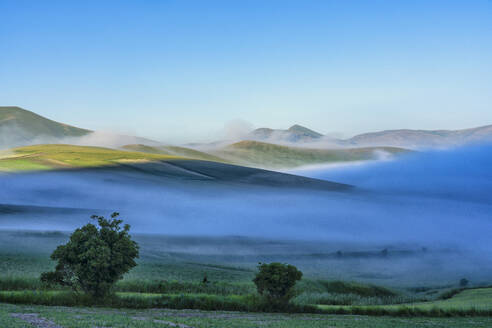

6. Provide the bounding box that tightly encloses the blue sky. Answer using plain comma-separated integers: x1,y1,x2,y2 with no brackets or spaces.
1,0,491,143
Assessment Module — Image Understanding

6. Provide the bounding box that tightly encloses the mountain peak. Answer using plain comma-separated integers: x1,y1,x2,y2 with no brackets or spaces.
248,124,323,143
287,124,323,138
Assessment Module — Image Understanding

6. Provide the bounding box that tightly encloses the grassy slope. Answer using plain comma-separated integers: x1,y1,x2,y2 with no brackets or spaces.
214,140,409,168
0,106,90,138
0,144,182,171
122,144,227,163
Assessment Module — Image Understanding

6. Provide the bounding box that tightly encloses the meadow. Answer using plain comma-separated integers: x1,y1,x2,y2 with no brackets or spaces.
1,229,491,322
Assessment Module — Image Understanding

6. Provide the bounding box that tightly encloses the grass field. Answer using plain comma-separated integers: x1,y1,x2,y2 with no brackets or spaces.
0,231,491,328
1,229,491,321
1,303,492,328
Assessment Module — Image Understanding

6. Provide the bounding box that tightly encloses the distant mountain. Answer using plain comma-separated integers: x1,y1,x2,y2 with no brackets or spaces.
0,106,91,147
348,125,492,148
248,124,323,143
245,123,492,149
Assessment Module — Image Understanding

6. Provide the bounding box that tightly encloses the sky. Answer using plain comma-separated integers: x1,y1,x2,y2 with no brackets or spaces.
1,0,491,143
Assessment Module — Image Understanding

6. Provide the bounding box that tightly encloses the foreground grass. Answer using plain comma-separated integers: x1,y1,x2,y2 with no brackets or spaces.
2,303,492,328
2,288,492,317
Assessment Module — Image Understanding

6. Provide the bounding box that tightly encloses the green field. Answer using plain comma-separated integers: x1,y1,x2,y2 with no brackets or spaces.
0,229,491,324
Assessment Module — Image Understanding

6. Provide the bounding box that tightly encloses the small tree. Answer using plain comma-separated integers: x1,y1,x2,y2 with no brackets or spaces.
41,212,139,298
253,262,302,304
460,278,469,287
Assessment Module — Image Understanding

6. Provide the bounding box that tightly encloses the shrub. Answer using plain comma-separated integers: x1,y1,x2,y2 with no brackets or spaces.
319,280,397,297
253,262,302,305
40,212,139,298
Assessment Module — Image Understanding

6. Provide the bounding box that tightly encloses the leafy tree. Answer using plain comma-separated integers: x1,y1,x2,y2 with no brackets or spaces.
253,262,302,303
460,278,469,287
41,212,139,298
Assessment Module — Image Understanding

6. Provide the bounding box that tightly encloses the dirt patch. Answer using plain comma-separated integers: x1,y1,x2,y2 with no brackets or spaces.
10,313,64,328
153,319,194,328
132,316,194,328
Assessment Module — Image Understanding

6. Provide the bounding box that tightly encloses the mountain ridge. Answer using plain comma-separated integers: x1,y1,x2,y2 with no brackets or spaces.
246,123,492,148
347,124,492,148
3,106,492,151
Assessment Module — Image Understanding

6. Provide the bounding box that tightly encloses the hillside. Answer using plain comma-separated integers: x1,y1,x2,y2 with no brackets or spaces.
122,144,226,163
0,107,90,147
214,140,408,168
0,144,181,171
0,145,351,192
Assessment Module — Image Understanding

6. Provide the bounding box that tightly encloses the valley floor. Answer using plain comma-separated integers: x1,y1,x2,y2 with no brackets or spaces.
2,303,492,328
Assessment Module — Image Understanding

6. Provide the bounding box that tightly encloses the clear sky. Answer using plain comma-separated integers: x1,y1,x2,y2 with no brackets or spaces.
1,0,491,143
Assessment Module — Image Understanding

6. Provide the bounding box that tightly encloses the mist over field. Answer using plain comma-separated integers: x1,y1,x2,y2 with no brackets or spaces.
0,144,489,248
0,143,491,285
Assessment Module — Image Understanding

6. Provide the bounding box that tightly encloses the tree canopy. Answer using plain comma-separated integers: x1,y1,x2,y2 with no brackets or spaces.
253,262,302,303
41,212,139,297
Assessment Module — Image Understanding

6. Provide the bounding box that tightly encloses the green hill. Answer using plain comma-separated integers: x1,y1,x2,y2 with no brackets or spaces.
0,144,181,171
214,140,409,168
122,144,227,163
0,144,351,191
0,106,90,141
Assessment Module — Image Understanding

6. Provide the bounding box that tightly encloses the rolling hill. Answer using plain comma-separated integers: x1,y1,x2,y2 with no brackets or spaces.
123,141,408,169
212,140,408,168
122,144,227,163
6,106,491,170
0,144,351,192
0,144,181,171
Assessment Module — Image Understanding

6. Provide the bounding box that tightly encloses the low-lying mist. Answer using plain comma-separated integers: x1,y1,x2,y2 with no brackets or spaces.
0,144,490,245
0,143,491,284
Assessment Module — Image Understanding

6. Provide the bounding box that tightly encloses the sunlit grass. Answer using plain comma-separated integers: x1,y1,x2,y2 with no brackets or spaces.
0,144,185,171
